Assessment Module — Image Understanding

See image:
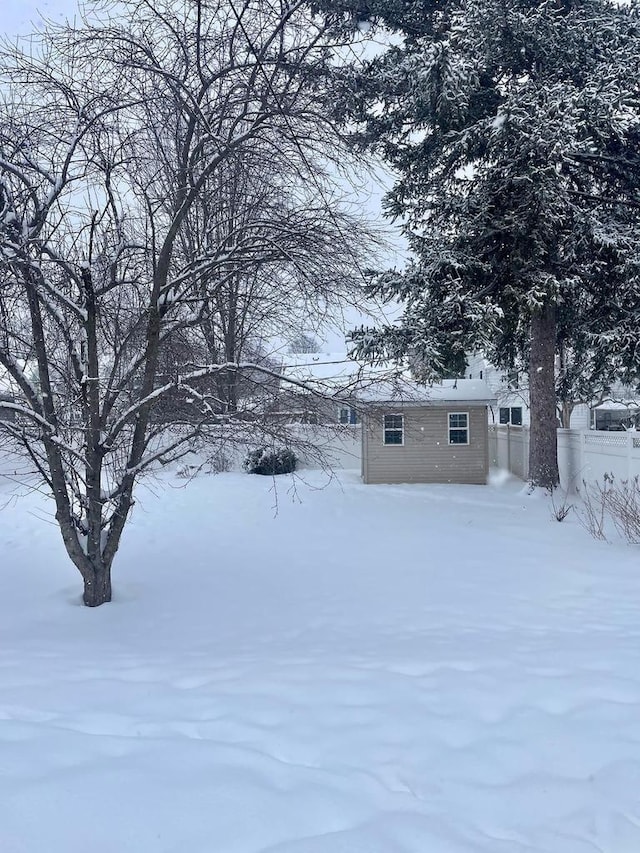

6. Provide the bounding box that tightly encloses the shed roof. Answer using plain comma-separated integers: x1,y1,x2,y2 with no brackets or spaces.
277,356,495,406
356,378,496,406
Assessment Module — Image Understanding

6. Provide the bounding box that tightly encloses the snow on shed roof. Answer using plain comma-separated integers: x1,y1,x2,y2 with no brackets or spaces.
278,356,496,405
356,378,496,405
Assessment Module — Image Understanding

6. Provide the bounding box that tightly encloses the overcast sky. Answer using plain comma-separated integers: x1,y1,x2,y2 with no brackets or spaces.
4,0,81,36
3,0,404,352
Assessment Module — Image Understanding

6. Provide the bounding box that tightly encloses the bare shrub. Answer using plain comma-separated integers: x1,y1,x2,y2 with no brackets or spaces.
576,474,640,545
175,464,200,480
575,477,611,541
606,475,640,545
550,491,573,522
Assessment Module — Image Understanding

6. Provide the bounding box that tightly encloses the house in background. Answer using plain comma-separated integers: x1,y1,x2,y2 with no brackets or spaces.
0,369,16,422
357,379,496,485
465,353,530,426
0,392,15,422
275,353,393,425
465,353,639,431
589,398,640,431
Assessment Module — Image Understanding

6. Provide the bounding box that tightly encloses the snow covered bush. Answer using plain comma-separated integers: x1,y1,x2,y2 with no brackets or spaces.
244,447,297,476
206,449,233,474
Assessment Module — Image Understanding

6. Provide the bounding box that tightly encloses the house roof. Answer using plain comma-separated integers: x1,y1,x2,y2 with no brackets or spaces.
592,398,640,411
277,356,496,406
278,354,399,396
356,378,496,406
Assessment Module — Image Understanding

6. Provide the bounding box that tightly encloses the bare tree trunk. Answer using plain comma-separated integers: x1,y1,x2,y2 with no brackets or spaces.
560,399,574,429
529,301,560,489
82,562,112,607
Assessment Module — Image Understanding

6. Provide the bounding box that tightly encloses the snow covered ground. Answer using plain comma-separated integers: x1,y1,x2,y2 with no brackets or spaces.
1,467,640,852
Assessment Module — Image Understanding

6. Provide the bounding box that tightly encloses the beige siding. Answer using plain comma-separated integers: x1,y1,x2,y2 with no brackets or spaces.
363,406,489,485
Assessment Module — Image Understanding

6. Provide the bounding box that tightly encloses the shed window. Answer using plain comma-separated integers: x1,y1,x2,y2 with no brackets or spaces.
383,414,404,445
448,412,469,445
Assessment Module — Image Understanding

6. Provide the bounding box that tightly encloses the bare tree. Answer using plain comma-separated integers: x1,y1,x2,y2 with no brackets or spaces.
288,333,322,355
175,145,375,411
0,0,372,606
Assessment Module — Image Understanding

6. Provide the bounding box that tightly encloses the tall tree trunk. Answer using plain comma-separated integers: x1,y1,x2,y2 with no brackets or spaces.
560,399,574,429
83,561,112,607
528,300,560,490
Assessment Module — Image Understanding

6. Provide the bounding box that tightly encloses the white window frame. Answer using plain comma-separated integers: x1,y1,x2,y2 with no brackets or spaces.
383,413,404,446
509,406,523,426
499,406,523,426
448,411,469,445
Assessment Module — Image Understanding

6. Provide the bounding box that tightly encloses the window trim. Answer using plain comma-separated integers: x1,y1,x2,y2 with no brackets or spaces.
448,411,470,446
506,370,519,390
383,413,404,446
499,406,523,426
339,406,359,425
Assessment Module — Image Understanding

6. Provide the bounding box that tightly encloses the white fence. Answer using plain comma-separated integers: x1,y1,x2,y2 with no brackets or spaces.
290,425,361,471
489,425,530,481
489,425,640,489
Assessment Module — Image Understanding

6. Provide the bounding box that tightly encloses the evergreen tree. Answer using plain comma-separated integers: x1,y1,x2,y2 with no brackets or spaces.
322,0,640,488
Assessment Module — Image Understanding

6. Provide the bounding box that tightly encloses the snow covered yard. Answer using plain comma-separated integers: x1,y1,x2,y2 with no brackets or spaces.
1,469,640,853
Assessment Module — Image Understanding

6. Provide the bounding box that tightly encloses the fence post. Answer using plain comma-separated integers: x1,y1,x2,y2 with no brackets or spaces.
628,432,633,480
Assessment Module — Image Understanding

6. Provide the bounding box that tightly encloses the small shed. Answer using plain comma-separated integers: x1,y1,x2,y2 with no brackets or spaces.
358,379,496,485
